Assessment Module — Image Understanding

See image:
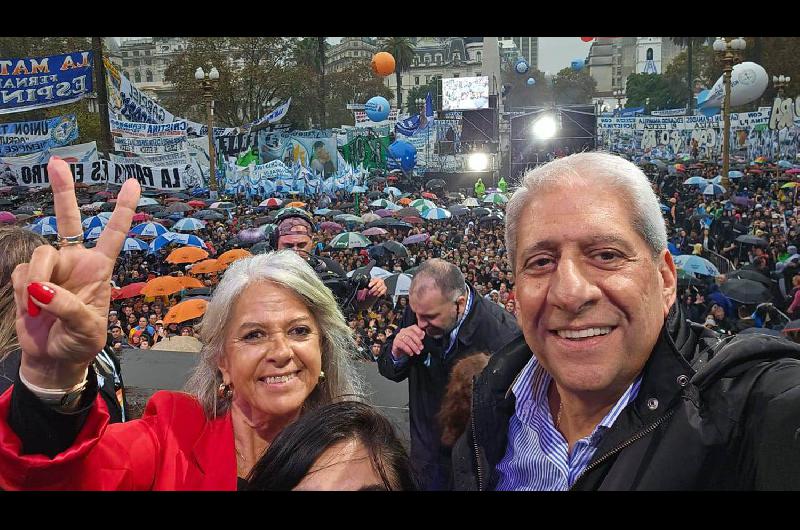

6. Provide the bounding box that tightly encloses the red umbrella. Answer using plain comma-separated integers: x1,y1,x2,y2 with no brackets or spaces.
111,282,146,300
188,200,206,208
421,192,437,200
403,216,424,225
320,221,344,233
133,212,150,222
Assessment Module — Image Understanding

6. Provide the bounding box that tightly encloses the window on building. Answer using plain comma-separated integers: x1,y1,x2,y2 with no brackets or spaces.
425,54,431,64
454,73,460,78
475,72,481,76
413,57,419,66
134,50,140,56
415,76,420,85
145,50,151,56
476,51,482,62
146,60,152,66
646,48,653,60
122,51,128,57
123,60,129,67
453,53,460,62
133,60,139,67
134,71,141,83
426,75,431,84
435,53,443,63
146,71,153,82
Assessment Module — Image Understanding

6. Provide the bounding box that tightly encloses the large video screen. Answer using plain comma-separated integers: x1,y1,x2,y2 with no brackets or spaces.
442,76,489,111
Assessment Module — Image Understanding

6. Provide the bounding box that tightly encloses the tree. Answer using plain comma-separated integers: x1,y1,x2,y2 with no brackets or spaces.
405,77,438,115
500,68,553,109
552,67,596,104
326,59,394,127
668,38,711,112
379,37,414,111
624,73,678,110
162,37,296,128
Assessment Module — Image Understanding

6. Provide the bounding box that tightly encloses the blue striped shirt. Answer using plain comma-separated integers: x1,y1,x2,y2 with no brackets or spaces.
494,355,642,490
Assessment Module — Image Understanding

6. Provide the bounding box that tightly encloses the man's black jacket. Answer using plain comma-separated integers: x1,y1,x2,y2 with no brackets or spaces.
452,304,800,490
377,285,519,489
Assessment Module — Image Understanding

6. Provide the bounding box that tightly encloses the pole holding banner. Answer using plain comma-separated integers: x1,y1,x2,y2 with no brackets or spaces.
92,37,113,154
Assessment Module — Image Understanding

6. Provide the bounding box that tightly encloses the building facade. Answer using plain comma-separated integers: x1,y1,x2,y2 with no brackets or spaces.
326,37,379,73
116,37,190,101
499,37,538,70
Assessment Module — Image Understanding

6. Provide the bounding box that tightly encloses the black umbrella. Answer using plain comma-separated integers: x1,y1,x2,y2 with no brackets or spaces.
396,207,420,218
251,241,272,254
166,202,193,213
726,269,773,288
138,204,163,213
473,207,491,217
318,209,343,218
367,191,382,200
141,190,161,197
380,240,409,257
338,202,355,210
426,178,446,190
448,207,469,217
404,266,420,276
367,245,388,259
719,279,772,304
367,219,412,230
195,210,225,220
185,287,212,297
100,202,116,212
447,192,465,201
10,186,28,195
738,327,785,337
167,192,192,200
480,214,505,224
735,234,768,247
14,204,37,214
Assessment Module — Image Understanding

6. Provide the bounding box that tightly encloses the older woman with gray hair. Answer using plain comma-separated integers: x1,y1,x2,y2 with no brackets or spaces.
0,159,362,490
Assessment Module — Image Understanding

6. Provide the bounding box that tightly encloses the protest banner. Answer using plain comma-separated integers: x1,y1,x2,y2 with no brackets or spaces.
0,114,79,155
0,51,93,114
0,142,102,187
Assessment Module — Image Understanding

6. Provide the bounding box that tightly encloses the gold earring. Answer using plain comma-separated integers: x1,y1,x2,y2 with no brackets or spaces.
218,382,233,399
318,371,326,383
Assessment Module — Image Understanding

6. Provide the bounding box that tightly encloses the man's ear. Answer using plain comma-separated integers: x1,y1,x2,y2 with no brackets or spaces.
659,249,677,317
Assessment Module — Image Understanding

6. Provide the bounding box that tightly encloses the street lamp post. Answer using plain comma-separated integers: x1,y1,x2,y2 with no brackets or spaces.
713,37,746,190
773,74,792,164
195,66,220,199
613,89,625,115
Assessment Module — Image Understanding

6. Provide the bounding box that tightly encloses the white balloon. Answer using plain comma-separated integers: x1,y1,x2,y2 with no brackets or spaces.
696,62,769,113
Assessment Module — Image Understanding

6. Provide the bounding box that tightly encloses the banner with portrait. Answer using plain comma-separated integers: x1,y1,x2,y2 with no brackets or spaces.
256,129,338,177
0,114,79,155
0,51,93,114
0,141,102,187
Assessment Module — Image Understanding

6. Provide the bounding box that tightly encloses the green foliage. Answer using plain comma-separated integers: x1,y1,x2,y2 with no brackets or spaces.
552,67,596,104
326,59,394,127
625,73,678,110
501,68,552,109
405,77,438,115
379,37,414,110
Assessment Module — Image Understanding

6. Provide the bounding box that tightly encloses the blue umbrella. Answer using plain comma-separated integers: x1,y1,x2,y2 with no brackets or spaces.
314,208,332,215
122,237,149,252
384,186,401,196
710,175,722,185
351,185,368,194
683,176,708,186
422,207,452,220
82,215,108,230
667,242,681,256
137,197,159,207
673,255,720,277
98,212,113,220
170,233,207,249
28,223,58,236
778,160,793,169
84,226,104,240
702,183,725,196
35,216,58,229
148,232,180,252
131,222,168,238
728,170,744,179
173,218,207,231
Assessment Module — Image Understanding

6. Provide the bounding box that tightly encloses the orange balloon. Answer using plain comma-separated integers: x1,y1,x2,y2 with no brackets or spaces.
371,52,396,77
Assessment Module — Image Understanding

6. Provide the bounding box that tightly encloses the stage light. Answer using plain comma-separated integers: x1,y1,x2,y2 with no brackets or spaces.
467,152,489,171
532,115,557,140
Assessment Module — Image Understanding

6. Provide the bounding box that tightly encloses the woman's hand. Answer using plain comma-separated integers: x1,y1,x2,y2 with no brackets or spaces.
12,158,141,388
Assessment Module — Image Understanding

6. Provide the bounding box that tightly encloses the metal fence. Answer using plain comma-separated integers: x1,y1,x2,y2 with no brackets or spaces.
701,249,734,275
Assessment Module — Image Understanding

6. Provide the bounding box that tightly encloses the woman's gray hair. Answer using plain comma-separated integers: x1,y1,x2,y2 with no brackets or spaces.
184,250,364,420
505,151,667,270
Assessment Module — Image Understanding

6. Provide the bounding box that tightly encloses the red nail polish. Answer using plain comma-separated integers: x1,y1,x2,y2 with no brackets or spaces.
28,282,56,305
27,296,40,317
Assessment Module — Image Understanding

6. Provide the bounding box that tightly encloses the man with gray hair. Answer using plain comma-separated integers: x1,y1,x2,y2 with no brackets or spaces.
378,258,519,490
451,151,800,490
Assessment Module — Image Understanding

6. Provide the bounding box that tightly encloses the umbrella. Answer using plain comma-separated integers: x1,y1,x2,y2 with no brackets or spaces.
141,276,185,297
166,202,193,213
82,215,108,230
173,218,206,231
351,185,368,194
313,208,332,215
683,176,708,186
384,186,402,196
237,228,266,245
193,210,226,221
152,335,203,353
167,192,192,200
422,207,452,220
384,273,413,298
361,227,388,236
728,170,744,178
672,255,720,277
348,265,393,280
735,234,768,247
367,191,382,200
674,164,687,172
210,201,236,210
425,178,446,190
473,207,491,217
380,240,409,257
333,214,364,224
287,201,306,208
480,213,505,224
411,199,436,211
168,233,206,249
218,248,252,266
726,269,773,288
403,233,430,245
702,184,725,196
421,192,438,200
28,223,58,236
35,216,58,228
398,198,412,206
317,209,343,218
163,299,209,326
781,182,798,189
778,160,794,169
374,209,396,218
122,237,149,252
130,222,168,238
132,212,151,223
462,197,480,207
370,199,395,208
366,218,412,230
361,213,381,223
251,241,272,254
403,216,424,225
187,200,206,208
94,191,115,199
395,207,420,218
483,192,508,204
786,168,800,175
83,226,104,240
448,207,469,217
719,278,772,304
177,276,205,290
137,197,159,207
111,282,147,300
329,232,371,249
319,221,344,234
0,212,15,224
260,198,283,208
190,259,228,275
166,246,209,264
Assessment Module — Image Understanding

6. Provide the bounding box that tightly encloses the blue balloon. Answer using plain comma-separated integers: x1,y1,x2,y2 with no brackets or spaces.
514,58,529,75
365,96,390,122
571,59,584,71
387,140,417,172
527,77,535,86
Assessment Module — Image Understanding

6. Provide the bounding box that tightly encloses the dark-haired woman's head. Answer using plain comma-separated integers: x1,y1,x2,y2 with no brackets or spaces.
246,401,417,491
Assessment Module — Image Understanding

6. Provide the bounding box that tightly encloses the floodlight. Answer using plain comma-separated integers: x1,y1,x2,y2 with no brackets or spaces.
467,153,489,171
532,115,557,140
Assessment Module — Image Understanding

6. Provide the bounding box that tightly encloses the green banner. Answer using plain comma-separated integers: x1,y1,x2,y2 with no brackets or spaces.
338,134,390,171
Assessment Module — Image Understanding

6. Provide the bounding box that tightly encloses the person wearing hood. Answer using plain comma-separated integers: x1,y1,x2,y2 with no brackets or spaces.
452,152,800,491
